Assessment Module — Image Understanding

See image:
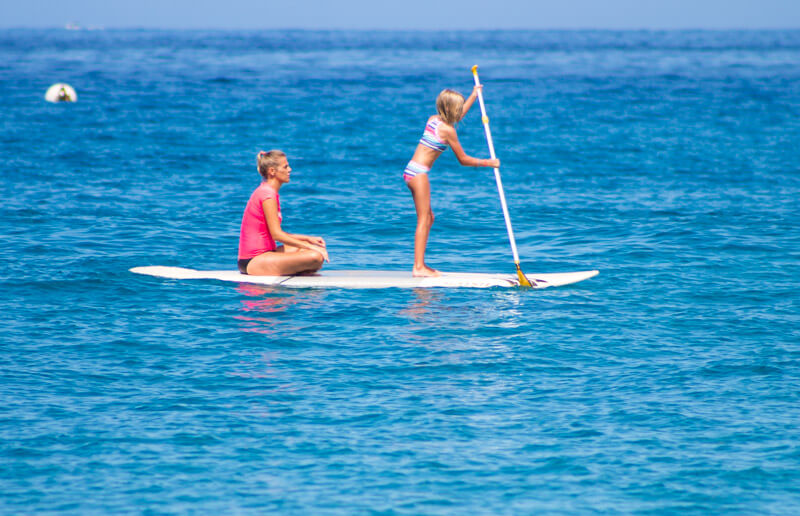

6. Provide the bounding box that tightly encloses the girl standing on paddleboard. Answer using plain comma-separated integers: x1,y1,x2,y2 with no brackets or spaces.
404,86,500,277
238,150,329,276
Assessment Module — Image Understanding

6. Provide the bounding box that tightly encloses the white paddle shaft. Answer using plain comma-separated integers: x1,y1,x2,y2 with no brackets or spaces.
471,66,522,265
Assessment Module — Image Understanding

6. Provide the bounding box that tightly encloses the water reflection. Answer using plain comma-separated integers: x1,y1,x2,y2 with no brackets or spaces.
399,288,526,325
492,290,525,328
229,285,321,414
237,284,299,312
228,351,299,419
228,351,280,380
395,288,529,356
233,283,324,335
398,288,444,320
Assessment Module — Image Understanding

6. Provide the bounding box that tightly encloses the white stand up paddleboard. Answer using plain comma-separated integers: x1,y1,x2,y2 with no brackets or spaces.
130,266,598,290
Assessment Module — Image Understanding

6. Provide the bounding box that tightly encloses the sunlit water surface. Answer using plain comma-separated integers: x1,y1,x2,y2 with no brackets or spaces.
1,29,799,513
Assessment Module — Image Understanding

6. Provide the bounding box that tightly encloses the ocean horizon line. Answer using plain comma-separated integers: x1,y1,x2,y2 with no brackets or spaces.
2,25,800,32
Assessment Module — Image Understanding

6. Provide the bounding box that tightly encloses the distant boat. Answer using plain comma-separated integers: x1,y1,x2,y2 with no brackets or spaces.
65,22,81,30
45,83,77,103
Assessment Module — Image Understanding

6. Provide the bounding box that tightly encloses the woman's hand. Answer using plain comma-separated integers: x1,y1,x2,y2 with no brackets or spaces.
486,158,500,168
471,84,483,96
298,235,326,247
306,236,326,248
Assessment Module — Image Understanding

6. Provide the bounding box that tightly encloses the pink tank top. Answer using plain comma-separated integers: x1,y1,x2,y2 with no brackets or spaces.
238,183,282,259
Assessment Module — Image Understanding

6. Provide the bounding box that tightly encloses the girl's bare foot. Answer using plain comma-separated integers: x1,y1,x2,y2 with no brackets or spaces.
412,265,441,278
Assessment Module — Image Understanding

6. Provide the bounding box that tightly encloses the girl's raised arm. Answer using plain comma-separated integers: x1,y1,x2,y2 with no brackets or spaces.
459,85,482,121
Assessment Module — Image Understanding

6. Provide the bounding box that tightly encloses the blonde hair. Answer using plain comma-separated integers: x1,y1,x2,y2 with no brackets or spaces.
257,150,286,180
436,89,465,125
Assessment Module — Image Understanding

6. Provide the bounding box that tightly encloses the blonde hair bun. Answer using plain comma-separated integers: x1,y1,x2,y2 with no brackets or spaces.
257,150,287,180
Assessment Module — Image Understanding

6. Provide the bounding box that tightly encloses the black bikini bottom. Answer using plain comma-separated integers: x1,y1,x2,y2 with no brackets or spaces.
237,258,252,275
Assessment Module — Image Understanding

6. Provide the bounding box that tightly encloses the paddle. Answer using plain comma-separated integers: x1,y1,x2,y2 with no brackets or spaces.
471,65,534,287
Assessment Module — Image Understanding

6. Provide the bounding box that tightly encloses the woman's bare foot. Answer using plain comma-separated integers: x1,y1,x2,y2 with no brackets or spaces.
412,265,441,278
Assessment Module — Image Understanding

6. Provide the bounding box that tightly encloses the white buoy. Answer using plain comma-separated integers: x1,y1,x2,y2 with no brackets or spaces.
45,83,77,103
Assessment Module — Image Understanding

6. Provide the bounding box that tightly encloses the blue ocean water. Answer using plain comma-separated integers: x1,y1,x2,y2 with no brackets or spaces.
1,28,799,513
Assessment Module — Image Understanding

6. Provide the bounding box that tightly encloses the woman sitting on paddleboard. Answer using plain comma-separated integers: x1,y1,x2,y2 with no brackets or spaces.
238,150,329,275
405,86,500,277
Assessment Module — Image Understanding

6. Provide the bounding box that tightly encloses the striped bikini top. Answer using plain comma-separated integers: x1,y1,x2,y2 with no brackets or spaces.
419,116,448,153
